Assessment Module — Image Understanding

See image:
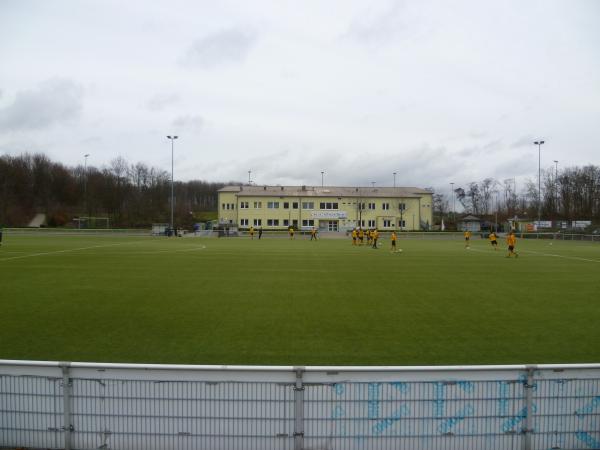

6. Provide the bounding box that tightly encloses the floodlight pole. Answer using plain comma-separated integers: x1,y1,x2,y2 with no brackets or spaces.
321,171,324,187
393,172,397,188
83,154,90,227
450,182,455,221
534,140,545,225
167,135,178,235
553,160,559,217
248,170,252,185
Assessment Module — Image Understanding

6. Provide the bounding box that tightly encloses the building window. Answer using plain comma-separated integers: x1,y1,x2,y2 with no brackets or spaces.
292,219,298,227
368,203,376,210
267,202,279,209
382,203,390,210
398,220,405,228
240,219,249,226
283,202,289,209
399,203,406,211
254,201,262,209
383,219,391,227
240,201,249,209
302,219,315,227
292,202,299,209
319,202,339,210
267,219,279,226
368,220,376,228
283,219,289,226
358,202,365,210
222,203,225,210
253,219,262,226
360,220,365,227
302,202,314,209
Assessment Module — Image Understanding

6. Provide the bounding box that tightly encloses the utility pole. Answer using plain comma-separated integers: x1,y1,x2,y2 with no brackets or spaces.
167,135,179,235
533,140,545,226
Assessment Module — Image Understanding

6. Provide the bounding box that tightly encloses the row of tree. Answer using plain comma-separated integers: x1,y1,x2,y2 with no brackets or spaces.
432,165,600,225
0,153,226,227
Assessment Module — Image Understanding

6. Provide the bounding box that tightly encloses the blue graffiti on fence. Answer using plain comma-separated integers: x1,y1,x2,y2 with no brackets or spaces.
368,383,381,419
575,396,600,417
334,383,345,396
433,382,445,417
501,404,537,433
437,404,475,434
331,405,345,419
372,404,410,435
390,381,409,393
457,380,474,393
497,381,509,416
575,431,600,449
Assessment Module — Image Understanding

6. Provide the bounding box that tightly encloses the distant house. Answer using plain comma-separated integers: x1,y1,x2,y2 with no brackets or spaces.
458,215,481,232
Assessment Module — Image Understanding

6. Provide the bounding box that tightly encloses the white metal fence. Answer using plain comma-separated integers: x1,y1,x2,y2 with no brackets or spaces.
1,360,600,449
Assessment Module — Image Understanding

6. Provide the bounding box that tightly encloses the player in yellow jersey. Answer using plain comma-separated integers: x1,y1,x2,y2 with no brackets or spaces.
488,231,498,250
358,228,364,245
464,230,472,248
288,227,295,239
371,229,379,249
506,231,518,257
249,226,255,239
310,227,318,240
390,231,398,252
351,228,358,245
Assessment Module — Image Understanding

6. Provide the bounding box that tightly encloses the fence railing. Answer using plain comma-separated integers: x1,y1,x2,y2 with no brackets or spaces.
1,360,599,449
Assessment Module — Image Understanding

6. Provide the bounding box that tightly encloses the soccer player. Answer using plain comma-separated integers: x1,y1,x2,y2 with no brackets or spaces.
289,227,295,239
258,227,263,239
390,230,397,252
358,228,364,245
489,231,498,250
506,231,518,258
351,228,357,245
249,226,255,240
310,227,318,240
371,229,379,249
464,230,472,248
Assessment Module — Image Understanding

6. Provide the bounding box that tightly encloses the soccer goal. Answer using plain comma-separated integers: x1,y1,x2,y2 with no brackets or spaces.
74,216,110,229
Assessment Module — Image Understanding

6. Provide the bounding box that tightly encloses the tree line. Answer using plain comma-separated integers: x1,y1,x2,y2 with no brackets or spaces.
0,153,228,227
433,164,600,226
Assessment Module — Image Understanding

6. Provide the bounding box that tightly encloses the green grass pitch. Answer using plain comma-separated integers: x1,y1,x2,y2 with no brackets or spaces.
1,233,599,366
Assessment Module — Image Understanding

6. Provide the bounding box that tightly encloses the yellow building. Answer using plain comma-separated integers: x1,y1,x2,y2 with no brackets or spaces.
218,185,433,232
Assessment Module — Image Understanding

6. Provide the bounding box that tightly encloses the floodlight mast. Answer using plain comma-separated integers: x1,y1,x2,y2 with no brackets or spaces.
167,136,178,235
533,140,545,225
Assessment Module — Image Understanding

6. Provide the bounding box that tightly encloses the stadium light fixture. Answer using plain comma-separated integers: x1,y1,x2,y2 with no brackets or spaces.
167,136,179,235
321,171,325,187
393,172,397,188
533,140,545,224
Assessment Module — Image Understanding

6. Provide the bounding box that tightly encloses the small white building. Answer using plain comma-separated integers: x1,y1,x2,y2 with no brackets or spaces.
458,215,481,232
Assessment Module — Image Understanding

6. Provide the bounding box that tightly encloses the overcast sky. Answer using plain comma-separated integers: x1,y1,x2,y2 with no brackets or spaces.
1,0,599,194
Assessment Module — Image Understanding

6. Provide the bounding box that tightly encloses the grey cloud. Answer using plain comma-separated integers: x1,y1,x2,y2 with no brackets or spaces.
180,28,258,69
343,1,432,47
0,78,83,131
146,93,180,111
510,135,536,148
172,115,204,131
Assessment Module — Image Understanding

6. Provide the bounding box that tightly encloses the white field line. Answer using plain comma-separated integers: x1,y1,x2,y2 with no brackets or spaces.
0,241,141,262
467,246,600,264
100,245,207,255
0,242,208,261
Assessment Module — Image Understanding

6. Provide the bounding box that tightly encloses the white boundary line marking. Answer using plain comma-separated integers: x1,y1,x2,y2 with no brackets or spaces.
0,242,208,261
468,246,600,263
0,242,138,262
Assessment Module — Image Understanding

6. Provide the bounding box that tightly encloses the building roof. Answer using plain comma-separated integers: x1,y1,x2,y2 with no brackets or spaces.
460,215,481,222
218,185,432,198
